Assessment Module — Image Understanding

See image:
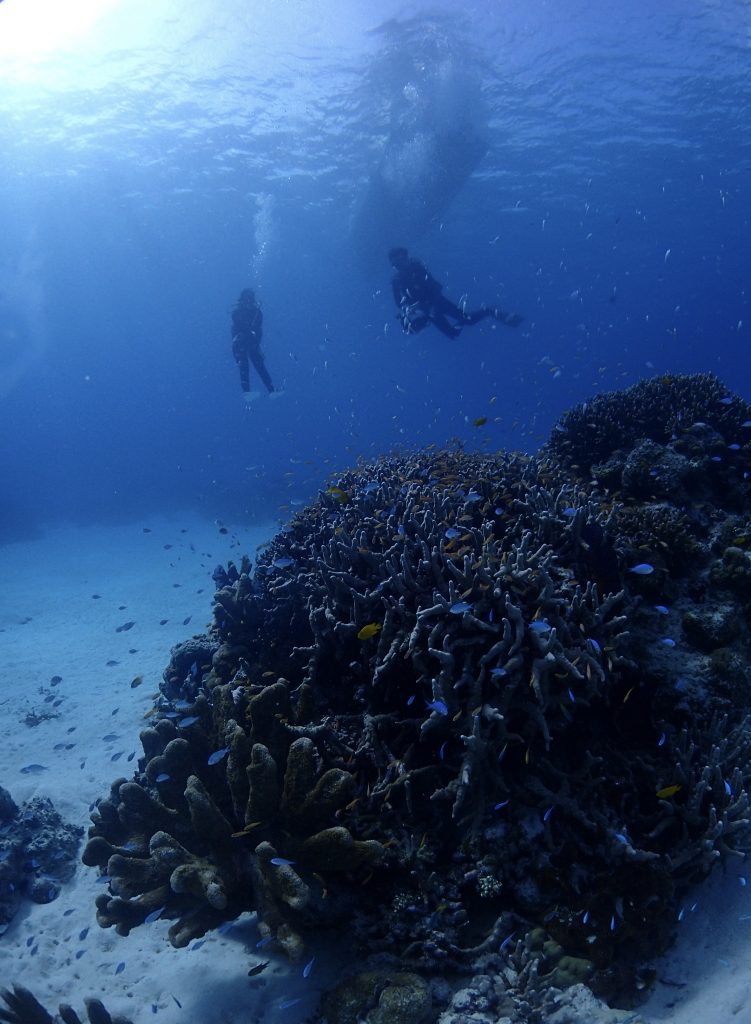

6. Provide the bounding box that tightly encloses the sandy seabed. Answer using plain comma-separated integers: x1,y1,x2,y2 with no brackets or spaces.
1,515,750,1024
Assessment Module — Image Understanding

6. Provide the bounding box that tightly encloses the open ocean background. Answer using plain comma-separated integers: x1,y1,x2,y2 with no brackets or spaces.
1,0,749,533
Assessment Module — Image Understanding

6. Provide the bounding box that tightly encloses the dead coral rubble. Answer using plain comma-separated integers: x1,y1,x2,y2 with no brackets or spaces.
83,374,751,1006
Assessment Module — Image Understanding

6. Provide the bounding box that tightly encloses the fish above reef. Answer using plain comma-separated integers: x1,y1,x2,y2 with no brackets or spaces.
357,622,382,640
656,784,681,799
327,485,350,504
248,960,270,977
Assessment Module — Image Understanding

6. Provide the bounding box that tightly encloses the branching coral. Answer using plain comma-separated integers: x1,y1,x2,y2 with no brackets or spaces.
82,376,751,1005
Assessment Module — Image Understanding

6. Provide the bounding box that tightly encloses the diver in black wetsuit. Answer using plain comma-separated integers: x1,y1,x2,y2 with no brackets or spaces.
231,288,275,402
388,247,523,340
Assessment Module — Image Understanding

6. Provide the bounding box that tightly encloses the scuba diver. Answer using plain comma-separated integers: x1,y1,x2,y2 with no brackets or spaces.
231,288,275,403
388,247,523,340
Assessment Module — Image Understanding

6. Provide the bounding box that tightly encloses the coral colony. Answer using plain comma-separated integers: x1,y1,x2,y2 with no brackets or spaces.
5,374,751,1023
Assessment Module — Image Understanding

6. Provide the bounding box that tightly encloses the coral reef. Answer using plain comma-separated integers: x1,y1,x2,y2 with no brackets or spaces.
80,374,751,1013
0,787,82,934
320,971,432,1024
543,372,751,482
0,986,131,1024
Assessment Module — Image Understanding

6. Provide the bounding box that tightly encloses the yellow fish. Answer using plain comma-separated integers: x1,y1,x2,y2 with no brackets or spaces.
357,623,382,640
655,784,682,799
473,416,488,427
327,485,350,504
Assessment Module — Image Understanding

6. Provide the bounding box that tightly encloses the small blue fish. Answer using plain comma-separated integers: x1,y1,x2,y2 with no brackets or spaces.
406,694,416,706
614,832,629,844
444,527,460,539
208,747,230,766
711,456,722,463
655,605,670,614
719,396,734,405
273,557,294,569
742,420,751,428
20,764,49,775
490,667,507,679
144,906,166,924
582,910,590,924
543,806,554,822
568,688,575,703
658,732,666,746
499,932,515,951
562,507,577,517
79,927,89,941
178,716,200,728
191,940,205,951
426,699,448,716
439,741,448,761
465,492,482,503
529,620,551,633
155,773,170,783
494,800,509,810
728,443,741,451
449,600,472,614
302,956,315,978
628,563,654,575
588,637,601,654
660,637,676,647
724,780,732,797
270,857,295,867
115,961,125,975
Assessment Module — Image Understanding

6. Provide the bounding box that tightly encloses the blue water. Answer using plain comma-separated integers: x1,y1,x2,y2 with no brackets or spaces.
1,0,749,536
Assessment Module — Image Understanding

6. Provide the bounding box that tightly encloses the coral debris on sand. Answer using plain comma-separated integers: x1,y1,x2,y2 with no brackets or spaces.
80,373,751,1014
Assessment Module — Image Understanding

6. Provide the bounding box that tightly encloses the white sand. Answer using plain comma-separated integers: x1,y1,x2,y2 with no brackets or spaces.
1,516,751,1024
0,515,333,1023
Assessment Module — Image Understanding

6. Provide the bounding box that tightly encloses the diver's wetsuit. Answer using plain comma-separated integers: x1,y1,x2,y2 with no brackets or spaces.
231,299,274,394
390,252,521,339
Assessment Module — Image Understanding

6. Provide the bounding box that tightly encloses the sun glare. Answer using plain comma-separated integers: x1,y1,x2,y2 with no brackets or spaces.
0,0,121,61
